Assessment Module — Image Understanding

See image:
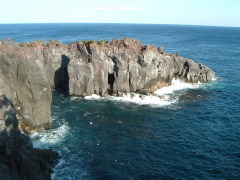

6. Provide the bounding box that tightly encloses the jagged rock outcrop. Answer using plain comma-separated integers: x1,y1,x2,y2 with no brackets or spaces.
0,41,52,133
0,38,215,132
0,94,60,180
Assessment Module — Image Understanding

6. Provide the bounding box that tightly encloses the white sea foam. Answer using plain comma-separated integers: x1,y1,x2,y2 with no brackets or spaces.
107,93,175,107
70,96,79,100
80,78,201,107
84,94,101,100
154,78,200,96
211,77,217,81
30,119,69,148
104,79,200,107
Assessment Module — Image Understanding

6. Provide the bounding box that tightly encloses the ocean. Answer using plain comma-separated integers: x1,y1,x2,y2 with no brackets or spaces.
0,23,240,180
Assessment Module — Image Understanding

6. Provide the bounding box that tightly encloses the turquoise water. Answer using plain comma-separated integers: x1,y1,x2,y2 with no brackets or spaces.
1,24,240,180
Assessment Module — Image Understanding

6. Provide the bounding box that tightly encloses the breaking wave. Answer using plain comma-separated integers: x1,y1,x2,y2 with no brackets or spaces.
83,78,201,107
154,78,200,96
30,118,69,148
106,93,175,107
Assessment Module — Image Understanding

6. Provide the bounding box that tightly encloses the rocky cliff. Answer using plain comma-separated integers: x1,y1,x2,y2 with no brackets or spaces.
0,38,215,132
0,94,60,180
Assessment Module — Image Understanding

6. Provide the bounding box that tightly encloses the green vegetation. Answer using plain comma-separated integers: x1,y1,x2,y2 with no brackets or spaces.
46,39,56,47
97,39,106,45
35,39,47,44
97,39,111,47
83,40,96,45
27,39,47,47
105,43,111,48
27,41,35,47
81,39,111,48
46,39,63,47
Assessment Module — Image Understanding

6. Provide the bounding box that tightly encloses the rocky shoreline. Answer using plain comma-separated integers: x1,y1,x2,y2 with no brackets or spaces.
0,38,215,179
0,38,215,132
0,95,60,180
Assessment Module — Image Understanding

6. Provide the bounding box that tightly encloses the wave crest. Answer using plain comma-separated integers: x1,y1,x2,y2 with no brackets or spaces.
30,119,69,148
82,78,200,107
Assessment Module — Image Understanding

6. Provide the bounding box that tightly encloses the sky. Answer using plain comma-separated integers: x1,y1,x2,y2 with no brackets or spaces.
0,0,239,27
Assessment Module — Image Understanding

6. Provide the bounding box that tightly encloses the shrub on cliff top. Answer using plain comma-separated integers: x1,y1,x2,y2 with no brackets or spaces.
105,43,111,48
83,40,96,45
97,39,107,45
27,39,47,47
97,40,112,48
46,39,63,47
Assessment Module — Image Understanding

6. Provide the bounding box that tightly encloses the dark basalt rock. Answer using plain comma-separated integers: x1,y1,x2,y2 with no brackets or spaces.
0,38,215,132
0,94,60,180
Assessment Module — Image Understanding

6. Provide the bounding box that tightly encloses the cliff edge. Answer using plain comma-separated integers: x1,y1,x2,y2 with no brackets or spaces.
0,38,215,132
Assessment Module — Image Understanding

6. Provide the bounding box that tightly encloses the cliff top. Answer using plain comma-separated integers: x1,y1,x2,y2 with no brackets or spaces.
0,38,175,61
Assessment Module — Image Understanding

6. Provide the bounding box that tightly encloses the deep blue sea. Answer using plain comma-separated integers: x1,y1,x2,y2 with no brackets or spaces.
1,23,240,180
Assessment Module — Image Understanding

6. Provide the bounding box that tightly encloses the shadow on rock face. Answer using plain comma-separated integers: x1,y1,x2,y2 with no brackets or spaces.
108,73,115,95
0,95,60,180
54,54,70,95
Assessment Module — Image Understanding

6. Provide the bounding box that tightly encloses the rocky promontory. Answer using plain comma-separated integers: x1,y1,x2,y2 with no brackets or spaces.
0,38,215,133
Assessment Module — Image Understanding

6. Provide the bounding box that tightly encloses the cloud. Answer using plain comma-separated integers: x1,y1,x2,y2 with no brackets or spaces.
75,14,96,18
75,6,144,19
84,7,110,12
105,13,119,17
116,6,144,11
84,6,144,12
146,13,155,16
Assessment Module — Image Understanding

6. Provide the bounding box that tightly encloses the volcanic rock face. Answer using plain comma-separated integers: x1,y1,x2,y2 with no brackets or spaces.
0,38,215,131
68,39,215,96
0,94,60,180
0,41,52,133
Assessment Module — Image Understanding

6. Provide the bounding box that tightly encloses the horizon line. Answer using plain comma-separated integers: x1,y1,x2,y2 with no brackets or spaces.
0,22,239,28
